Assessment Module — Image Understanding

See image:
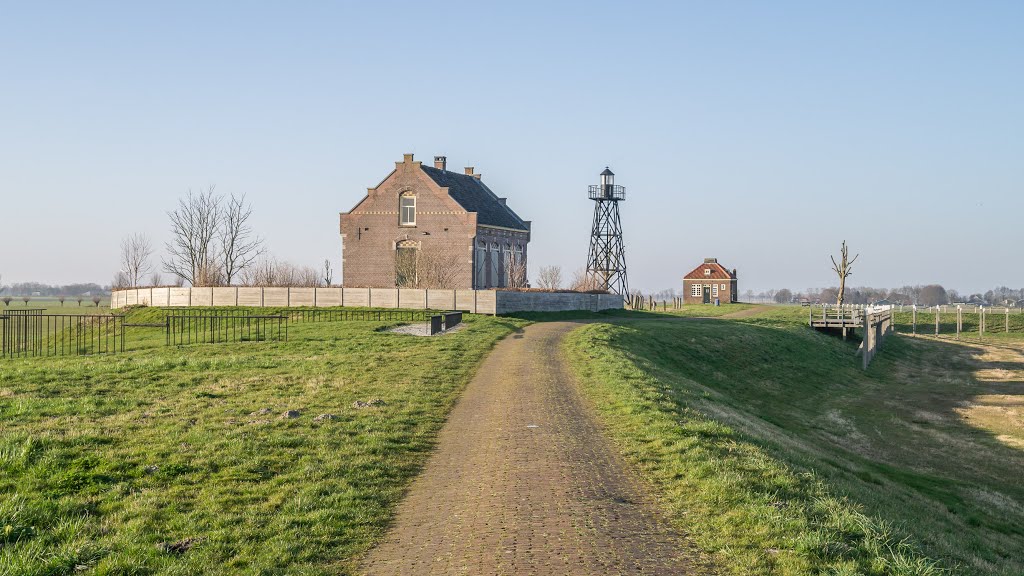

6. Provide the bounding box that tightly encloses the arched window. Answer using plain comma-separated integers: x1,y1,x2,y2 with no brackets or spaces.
399,193,416,226
396,240,418,287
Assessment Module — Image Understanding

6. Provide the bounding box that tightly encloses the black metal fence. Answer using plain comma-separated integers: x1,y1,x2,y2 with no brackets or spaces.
166,314,288,345
2,308,46,316
163,308,432,323
284,309,431,323
0,314,125,358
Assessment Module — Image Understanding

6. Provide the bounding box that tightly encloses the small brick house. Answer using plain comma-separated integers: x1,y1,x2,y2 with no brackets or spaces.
339,153,531,289
683,258,738,304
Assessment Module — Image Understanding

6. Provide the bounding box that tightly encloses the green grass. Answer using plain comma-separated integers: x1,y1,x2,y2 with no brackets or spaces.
565,307,1024,575
0,307,525,575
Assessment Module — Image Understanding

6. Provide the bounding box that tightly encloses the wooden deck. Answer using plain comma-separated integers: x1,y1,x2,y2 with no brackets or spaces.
809,305,895,368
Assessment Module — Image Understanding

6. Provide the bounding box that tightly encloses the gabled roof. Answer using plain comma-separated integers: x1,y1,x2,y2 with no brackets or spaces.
683,260,736,280
420,165,529,231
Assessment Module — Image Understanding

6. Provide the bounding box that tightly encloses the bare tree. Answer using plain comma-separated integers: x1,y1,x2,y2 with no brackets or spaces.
418,249,462,289
2,297,10,307
111,272,128,290
569,268,600,292
120,233,154,287
22,296,31,306
830,240,859,305
149,272,163,286
219,193,264,284
57,295,66,306
536,265,563,290
323,259,333,286
75,296,83,306
163,187,221,286
92,296,101,307
504,251,528,288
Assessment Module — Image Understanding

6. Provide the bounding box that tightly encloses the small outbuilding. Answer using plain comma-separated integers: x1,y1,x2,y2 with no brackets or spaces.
683,258,738,304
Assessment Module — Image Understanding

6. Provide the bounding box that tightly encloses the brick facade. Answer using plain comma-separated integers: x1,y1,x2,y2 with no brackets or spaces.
340,154,530,289
682,258,739,304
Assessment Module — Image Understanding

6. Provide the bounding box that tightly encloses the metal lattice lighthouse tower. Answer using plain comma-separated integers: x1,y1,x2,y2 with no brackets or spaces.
586,167,629,296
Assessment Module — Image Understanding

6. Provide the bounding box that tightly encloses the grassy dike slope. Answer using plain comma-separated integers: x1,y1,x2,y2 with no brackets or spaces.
565,309,1024,575
0,310,525,575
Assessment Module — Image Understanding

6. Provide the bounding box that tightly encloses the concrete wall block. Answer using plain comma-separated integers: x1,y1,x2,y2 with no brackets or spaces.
212,287,238,307
152,288,170,307
455,290,478,313
237,287,263,307
169,288,191,307
263,287,289,307
370,288,399,308
191,288,214,307
427,289,456,310
398,289,426,309
315,287,342,307
290,287,315,307
343,288,370,307
476,290,497,315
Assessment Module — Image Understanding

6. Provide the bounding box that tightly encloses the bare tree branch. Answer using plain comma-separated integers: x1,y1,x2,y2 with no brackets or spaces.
536,265,563,290
162,187,221,286
219,193,264,285
120,232,154,287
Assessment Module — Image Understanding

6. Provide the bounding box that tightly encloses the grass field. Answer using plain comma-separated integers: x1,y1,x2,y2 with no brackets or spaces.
0,307,524,574
565,306,1024,575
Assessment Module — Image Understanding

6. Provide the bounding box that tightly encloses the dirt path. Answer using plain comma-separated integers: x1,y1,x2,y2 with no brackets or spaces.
360,322,701,575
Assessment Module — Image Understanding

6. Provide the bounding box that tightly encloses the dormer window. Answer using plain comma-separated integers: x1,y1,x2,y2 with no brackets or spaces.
704,268,711,276
400,194,416,226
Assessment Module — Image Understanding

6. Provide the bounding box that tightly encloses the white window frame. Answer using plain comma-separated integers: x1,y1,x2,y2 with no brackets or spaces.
713,284,719,297
399,194,416,226
704,268,712,276
691,283,702,297
720,284,727,291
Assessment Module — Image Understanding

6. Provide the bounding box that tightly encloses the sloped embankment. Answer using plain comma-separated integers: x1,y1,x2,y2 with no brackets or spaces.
565,313,1024,575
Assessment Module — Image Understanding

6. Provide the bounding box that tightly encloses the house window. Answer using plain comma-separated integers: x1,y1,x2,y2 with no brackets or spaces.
395,240,418,287
399,194,416,226
691,284,702,297
713,285,719,297
720,284,727,291
489,243,500,287
704,268,711,276
474,240,487,288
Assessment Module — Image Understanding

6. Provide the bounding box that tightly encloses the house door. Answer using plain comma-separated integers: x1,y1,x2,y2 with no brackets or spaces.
703,285,711,304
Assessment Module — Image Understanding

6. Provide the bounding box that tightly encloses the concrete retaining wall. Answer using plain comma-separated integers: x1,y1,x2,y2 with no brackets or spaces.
110,287,623,315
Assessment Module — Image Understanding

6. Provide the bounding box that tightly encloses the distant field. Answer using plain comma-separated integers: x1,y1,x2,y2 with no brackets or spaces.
1,296,111,315
566,305,1024,575
0,307,523,574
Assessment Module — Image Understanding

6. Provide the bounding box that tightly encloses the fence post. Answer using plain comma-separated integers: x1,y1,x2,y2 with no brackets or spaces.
935,307,940,336
1006,308,1010,333
912,306,917,335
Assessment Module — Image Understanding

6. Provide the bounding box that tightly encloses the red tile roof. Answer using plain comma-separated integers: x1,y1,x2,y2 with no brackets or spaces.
683,260,736,280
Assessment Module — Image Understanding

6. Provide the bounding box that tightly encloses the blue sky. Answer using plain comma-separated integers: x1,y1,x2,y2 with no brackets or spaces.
1,1,1021,293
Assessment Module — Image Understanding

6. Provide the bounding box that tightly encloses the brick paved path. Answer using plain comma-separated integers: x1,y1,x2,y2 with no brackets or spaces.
361,322,702,575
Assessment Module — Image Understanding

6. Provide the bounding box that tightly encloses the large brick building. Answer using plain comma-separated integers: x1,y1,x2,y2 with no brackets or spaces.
340,153,531,288
683,258,738,304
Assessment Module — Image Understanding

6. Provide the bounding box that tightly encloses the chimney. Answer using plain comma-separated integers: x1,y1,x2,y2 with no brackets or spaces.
403,153,414,163
464,167,474,175
434,156,447,170
498,198,507,205
704,257,718,263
